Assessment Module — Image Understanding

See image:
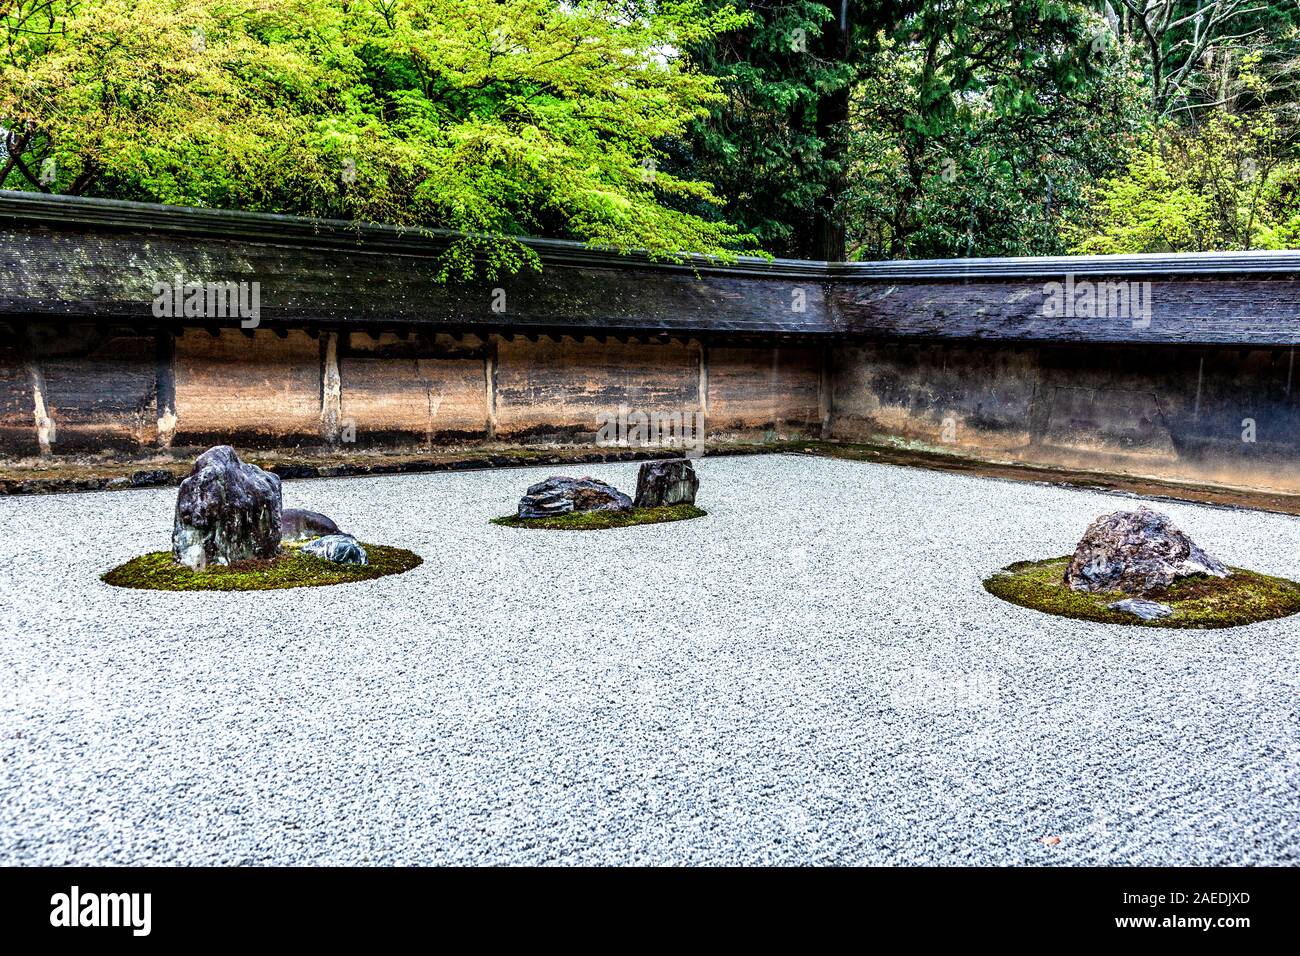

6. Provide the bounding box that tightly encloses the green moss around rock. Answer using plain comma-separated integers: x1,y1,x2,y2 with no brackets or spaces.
492,504,707,530
102,543,422,592
983,557,1300,629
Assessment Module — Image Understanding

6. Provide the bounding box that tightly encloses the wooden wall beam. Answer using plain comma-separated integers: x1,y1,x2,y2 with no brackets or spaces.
21,328,55,455
320,331,342,444
155,329,177,449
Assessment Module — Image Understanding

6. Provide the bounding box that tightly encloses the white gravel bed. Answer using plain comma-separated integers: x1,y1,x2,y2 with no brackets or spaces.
0,453,1297,866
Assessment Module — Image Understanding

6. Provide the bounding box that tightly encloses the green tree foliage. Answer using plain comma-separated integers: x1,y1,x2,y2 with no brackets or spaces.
674,1,1145,260
1111,0,1284,116
6,0,1300,263
842,2,1147,259
668,1,839,257
1071,53,1300,253
670,0,915,259
678,1,1300,260
0,0,753,276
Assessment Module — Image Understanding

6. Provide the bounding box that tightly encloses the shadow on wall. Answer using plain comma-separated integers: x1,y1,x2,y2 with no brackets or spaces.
828,342,1300,494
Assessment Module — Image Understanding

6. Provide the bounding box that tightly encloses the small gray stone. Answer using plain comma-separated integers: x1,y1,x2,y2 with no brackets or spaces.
1107,598,1173,621
129,469,174,488
302,534,368,565
281,508,342,542
634,459,699,508
517,476,632,519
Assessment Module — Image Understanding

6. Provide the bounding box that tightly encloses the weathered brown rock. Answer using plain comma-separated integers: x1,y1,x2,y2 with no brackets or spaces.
1065,506,1229,595
518,476,632,519
172,446,282,569
634,458,699,508
281,508,342,542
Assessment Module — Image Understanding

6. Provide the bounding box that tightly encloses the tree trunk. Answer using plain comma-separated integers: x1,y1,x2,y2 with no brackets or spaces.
811,83,850,261
800,2,851,262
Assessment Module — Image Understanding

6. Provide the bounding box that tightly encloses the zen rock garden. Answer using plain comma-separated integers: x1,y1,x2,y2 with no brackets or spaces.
11,451,1298,869
986,505,1300,628
99,448,1299,624
102,446,420,591
493,455,1297,629
102,450,712,589
495,458,706,530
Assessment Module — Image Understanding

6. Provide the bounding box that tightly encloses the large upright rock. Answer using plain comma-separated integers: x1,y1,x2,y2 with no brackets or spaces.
517,476,632,520
172,446,283,570
634,458,699,508
1065,506,1229,595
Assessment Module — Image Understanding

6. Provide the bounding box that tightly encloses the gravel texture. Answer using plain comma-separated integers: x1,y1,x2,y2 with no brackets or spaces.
1,453,1298,866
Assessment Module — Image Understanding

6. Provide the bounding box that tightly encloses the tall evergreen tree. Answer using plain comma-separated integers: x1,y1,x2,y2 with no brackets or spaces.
672,1,915,260
677,1,1145,260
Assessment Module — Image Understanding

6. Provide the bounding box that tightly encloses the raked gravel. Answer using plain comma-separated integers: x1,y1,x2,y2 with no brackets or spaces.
1,453,1298,866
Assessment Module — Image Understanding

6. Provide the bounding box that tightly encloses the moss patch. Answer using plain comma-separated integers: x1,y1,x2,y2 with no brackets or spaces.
102,543,422,592
983,557,1300,629
492,504,707,530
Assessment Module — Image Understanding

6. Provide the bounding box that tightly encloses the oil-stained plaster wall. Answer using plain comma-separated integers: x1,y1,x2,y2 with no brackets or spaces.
2,321,1298,495
828,341,1300,494
340,331,490,445
0,323,825,457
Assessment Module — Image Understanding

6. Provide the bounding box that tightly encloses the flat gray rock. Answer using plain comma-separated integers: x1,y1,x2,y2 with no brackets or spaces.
281,508,342,542
1107,598,1173,620
302,534,368,565
517,476,632,519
